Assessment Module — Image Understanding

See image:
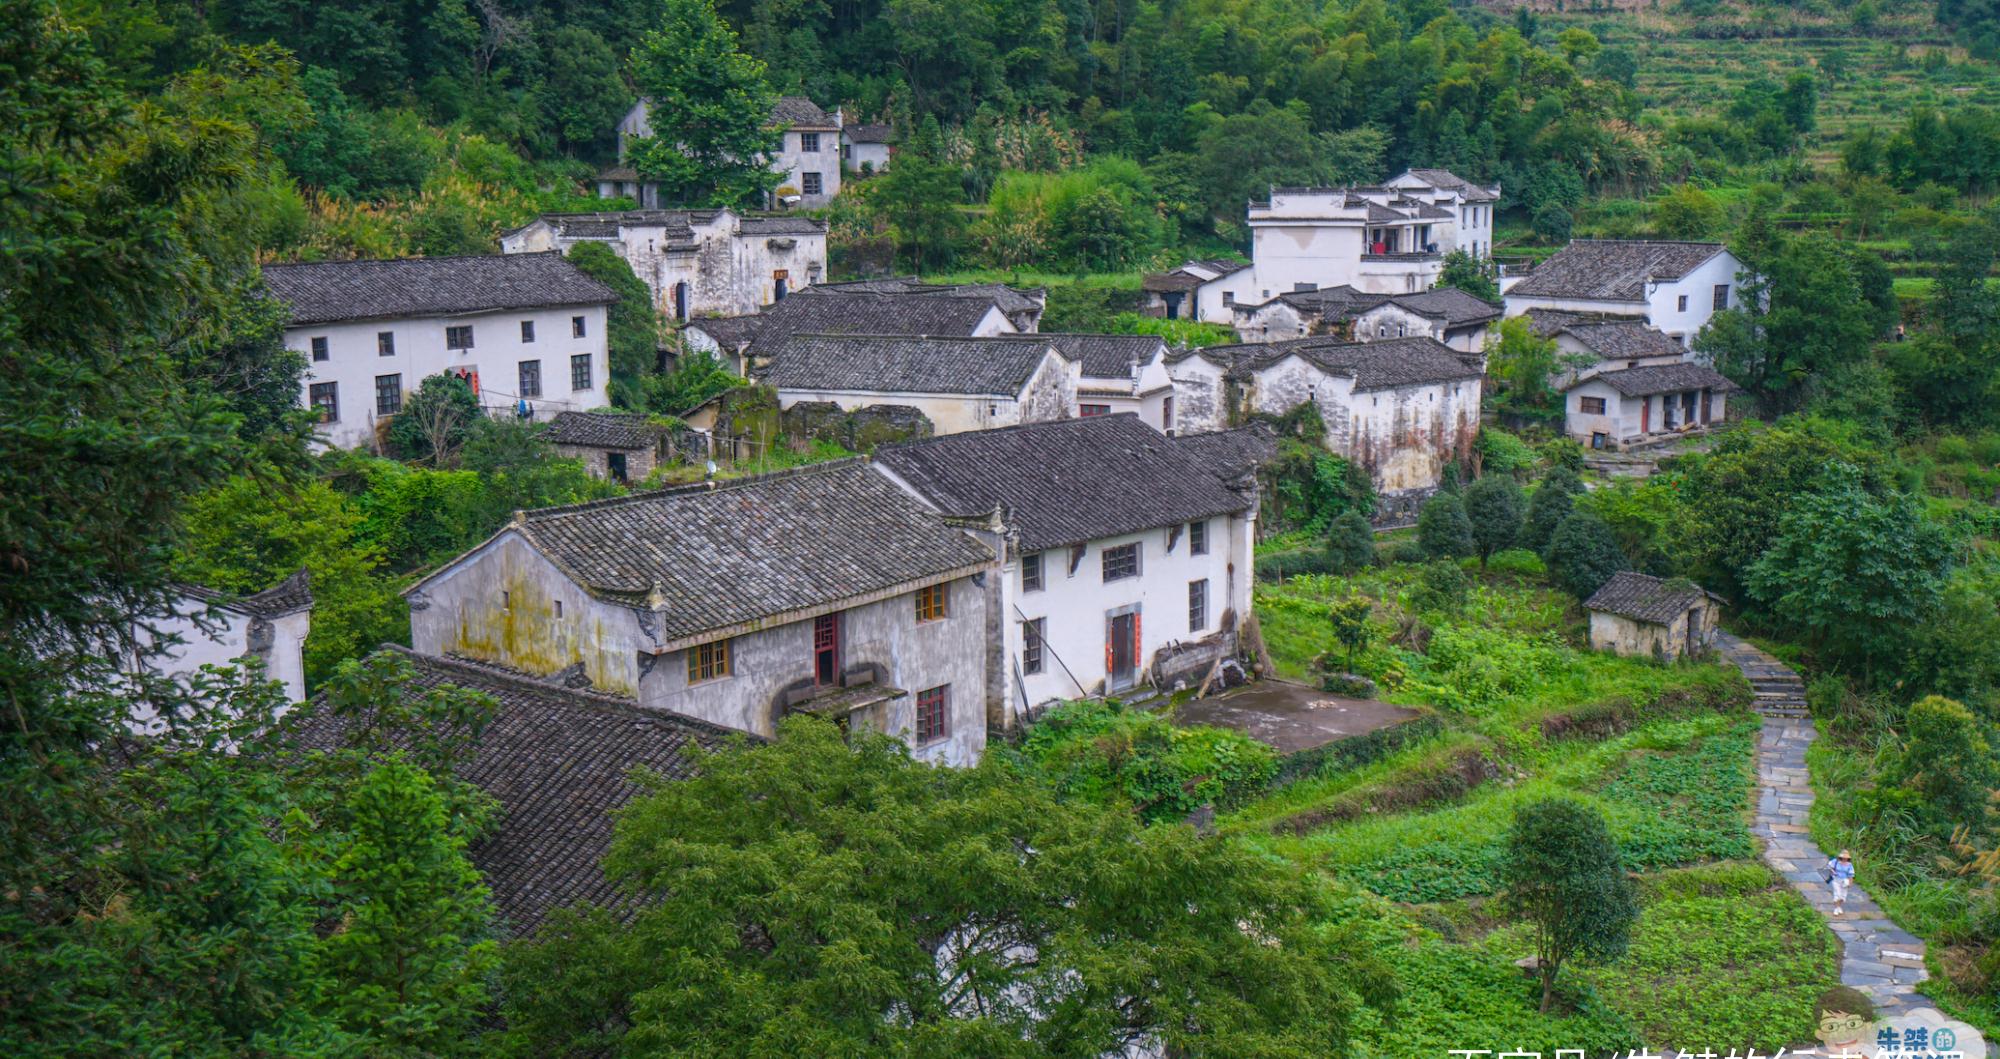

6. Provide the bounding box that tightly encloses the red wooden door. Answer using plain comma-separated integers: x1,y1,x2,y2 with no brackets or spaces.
813,613,840,685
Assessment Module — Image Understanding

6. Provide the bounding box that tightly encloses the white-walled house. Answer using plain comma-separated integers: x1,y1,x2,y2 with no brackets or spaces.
686,286,1024,372
1385,168,1500,258
842,122,894,173
1045,334,1176,429
1525,308,1690,388
1141,259,1253,322
610,96,844,209
874,414,1257,723
758,334,1077,435
1503,240,1746,346
1563,362,1736,451
1232,285,1498,352
500,208,828,321
1585,572,1724,660
1167,336,1484,517
264,254,615,451
404,461,997,765
1241,170,1502,299
124,572,314,729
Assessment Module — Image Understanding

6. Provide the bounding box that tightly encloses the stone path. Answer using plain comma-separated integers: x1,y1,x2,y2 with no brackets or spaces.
1717,631,1936,1017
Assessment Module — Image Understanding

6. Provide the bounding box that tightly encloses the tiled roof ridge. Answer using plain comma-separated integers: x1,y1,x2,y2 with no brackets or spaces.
1566,238,1728,248
517,457,871,523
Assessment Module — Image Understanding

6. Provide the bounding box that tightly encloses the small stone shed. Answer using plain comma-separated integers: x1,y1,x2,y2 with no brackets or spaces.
541,411,668,483
1584,571,1725,660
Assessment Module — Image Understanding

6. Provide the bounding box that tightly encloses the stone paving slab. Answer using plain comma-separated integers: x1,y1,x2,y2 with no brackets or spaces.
1718,631,1939,1019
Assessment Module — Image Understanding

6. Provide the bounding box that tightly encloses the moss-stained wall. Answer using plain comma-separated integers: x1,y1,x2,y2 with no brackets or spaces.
409,532,643,696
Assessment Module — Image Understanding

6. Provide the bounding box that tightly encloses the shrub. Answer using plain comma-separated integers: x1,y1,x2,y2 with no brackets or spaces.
1545,509,1627,599
1412,560,1471,615
1464,474,1525,565
1521,465,1582,553
387,373,482,466
1418,492,1475,559
1325,511,1377,574
1019,700,1279,822
1883,696,1999,840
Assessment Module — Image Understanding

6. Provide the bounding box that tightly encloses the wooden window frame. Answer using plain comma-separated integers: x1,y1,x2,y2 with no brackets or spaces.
570,353,593,391
1188,520,1208,556
915,685,949,744
1021,552,1043,592
377,331,395,357
521,320,536,343
1579,395,1607,415
518,359,542,398
1022,618,1045,675
310,336,329,362
374,373,403,416
446,325,475,350
687,639,732,684
916,583,949,622
1079,403,1111,417
1188,578,1208,633
1102,542,1140,582
308,382,338,423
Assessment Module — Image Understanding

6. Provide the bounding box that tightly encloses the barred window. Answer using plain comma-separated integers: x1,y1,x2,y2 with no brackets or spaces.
1023,618,1046,675
570,353,592,391
800,132,821,152
1189,579,1209,633
687,640,731,683
916,583,948,622
1021,552,1044,592
375,374,403,416
802,172,823,195
308,382,338,422
1102,542,1140,582
915,685,949,743
1580,396,1607,415
518,360,541,398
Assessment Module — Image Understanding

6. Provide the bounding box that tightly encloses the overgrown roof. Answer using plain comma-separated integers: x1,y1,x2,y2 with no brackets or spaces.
541,411,669,451
758,334,1061,396
289,646,744,934
263,252,617,326
1505,240,1729,302
772,96,837,129
875,413,1251,551
1585,571,1720,625
477,461,994,641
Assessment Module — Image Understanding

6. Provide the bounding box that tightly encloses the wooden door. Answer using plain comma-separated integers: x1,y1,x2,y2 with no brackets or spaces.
1108,612,1137,691
813,613,840,686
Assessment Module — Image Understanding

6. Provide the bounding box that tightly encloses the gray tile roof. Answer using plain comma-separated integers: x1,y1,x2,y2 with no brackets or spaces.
1506,240,1728,301
541,411,668,450
875,414,1251,551
737,216,829,235
1579,362,1737,397
1401,168,1500,201
1143,260,1250,292
1210,335,1484,391
264,253,617,327
1523,307,1647,338
844,122,894,143
502,461,994,640
808,278,1042,315
1266,285,1391,316
1384,288,1503,327
1557,321,1688,360
743,291,1004,350
1172,424,1280,482
287,646,744,934
759,334,1060,396
514,209,728,241
181,568,314,618
686,314,765,351
772,96,836,129
1585,571,1720,625
1044,334,1168,379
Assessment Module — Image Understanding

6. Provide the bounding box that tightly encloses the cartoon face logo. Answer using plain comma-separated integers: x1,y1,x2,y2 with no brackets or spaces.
1819,1009,1871,1054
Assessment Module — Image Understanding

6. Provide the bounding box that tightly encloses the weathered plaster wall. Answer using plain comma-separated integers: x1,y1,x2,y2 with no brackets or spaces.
550,442,657,482
1588,604,1716,660
1165,356,1232,434
127,595,312,725
1244,356,1479,497
638,576,989,765
408,532,644,696
1018,352,1080,425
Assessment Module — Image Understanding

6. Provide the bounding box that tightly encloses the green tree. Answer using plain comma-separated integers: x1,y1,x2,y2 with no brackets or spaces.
1884,696,2000,839
1417,492,1476,560
1434,249,1500,301
641,350,747,416
625,0,783,208
1545,509,1627,599
1695,229,1879,413
565,242,662,407
1412,558,1471,614
1501,798,1638,1014
1654,184,1723,239
1521,465,1583,553
1532,203,1573,244
1325,510,1377,574
1486,316,1582,423
1328,595,1374,672
1463,474,1525,566
1744,470,1953,679
388,373,483,466
537,26,630,160
871,155,967,272
496,718,1392,1056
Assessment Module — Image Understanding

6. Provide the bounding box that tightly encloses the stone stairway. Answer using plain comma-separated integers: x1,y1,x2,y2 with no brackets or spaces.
1716,631,1937,1018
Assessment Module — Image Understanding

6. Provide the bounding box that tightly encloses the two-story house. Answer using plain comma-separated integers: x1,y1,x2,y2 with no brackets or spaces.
1045,334,1176,429
1501,240,1746,346
404,461,997,764
874,414,1257,724
758,334,1078,435
1231,286,1499,352
263,254,616,451
500,208,828,321
608,95,845,209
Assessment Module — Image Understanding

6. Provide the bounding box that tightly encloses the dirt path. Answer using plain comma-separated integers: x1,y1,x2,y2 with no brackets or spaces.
1717,631,1936,1018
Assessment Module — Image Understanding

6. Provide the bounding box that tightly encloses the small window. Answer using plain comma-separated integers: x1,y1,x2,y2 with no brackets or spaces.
802,172,823,195
915,685,949,744
1102,542,1140,582
1189,578,1209,632
521,320,536,343
377,331,395,357
1712,283,1730,311
570,353,592,391
1023,618,1046,674
1162,395,1175,432
800,132,821,153
1189,520,1208,556
687,639,731,683
554,600,563,618
916,583,949,622
502,590,510,610
310,336,329,362
1580,395,1607,415
572,315,586,339
1079,403,1111,417
1022,552,1044,592
375,373,402,416
1676,295,1689,313
519,360,542,398
446,325,474,350
308,382,338,422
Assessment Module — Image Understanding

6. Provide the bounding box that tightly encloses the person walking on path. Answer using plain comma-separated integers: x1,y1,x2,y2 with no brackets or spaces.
1827,850,1856,916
